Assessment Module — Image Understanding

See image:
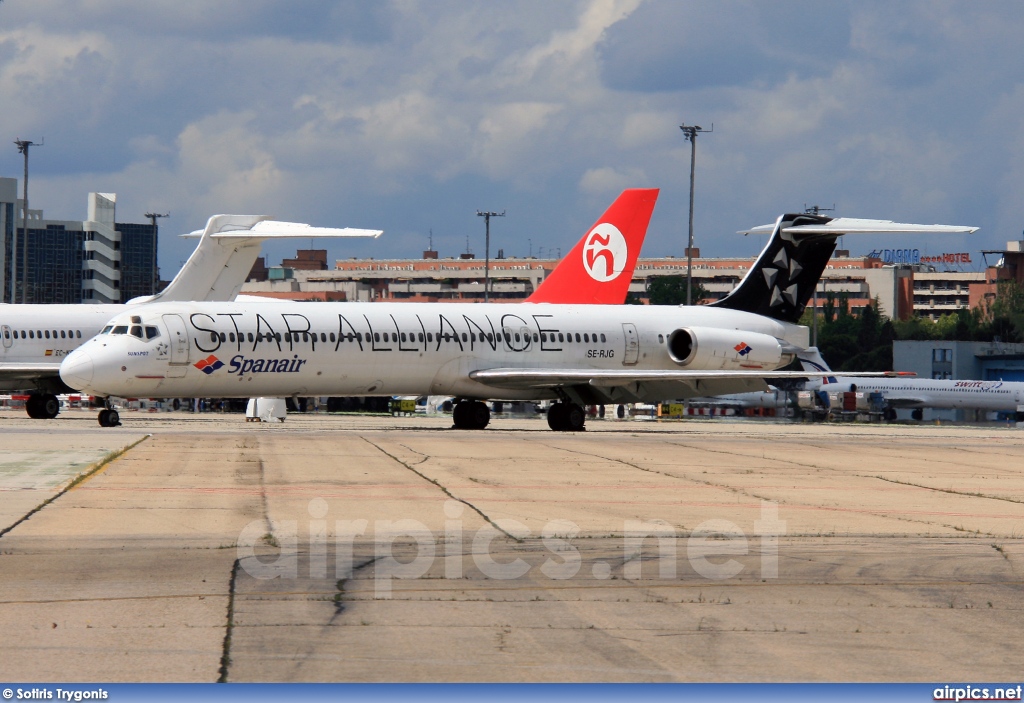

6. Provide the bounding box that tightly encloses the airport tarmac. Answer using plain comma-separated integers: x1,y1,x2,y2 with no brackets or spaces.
0,410,1022,682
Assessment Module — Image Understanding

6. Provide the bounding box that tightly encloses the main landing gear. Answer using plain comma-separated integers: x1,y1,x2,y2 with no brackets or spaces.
25,393,61,419
547,401,586,432
452,400,490,430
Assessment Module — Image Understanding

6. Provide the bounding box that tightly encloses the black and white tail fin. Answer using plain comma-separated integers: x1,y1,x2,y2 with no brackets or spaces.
709,214,978,324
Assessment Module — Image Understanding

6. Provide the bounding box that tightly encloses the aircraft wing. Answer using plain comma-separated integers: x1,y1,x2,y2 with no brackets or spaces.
0,364,62,391
469,368,895,390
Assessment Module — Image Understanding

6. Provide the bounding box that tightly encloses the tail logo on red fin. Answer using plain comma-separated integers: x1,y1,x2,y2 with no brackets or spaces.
583,223,627,282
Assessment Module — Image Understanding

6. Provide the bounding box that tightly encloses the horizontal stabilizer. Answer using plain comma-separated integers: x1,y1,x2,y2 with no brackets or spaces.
739,218,977,237
182,220,382,240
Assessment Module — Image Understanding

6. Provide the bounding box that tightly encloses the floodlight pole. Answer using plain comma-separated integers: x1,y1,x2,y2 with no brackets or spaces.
144,212,169,295
14,138,42,303
680,123,711,305
477,210,505,302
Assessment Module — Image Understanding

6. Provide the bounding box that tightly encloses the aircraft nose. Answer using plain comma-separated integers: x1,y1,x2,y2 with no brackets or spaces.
60,349,94,390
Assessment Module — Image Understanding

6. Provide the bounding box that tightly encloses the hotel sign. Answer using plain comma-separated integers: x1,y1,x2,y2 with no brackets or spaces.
866,249,971,265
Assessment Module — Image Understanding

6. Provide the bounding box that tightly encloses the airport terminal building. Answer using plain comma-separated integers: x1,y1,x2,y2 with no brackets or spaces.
0,177,158,304
241,244,1023,322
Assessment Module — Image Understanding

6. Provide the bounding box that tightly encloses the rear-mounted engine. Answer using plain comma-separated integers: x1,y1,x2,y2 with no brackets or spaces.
667,326,785,370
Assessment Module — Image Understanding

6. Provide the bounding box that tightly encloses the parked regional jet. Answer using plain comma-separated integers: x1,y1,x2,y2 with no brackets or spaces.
799,352,1024,420
61,195,977,430
1,215,381,419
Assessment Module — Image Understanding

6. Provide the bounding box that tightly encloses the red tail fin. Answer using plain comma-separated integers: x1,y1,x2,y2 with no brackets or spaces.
527,188,658,305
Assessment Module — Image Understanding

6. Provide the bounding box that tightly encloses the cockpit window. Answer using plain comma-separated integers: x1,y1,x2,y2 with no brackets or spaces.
111,325,129,335
145,326,160,340
101,326,113,334
129,325,143,339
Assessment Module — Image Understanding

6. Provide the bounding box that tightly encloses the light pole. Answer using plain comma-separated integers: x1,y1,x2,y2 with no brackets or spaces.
144,212,168,295
679,123,711,305
14,138,42,303
476,210,505,302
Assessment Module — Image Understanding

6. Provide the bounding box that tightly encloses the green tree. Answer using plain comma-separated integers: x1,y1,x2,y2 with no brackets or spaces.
646,275,709,305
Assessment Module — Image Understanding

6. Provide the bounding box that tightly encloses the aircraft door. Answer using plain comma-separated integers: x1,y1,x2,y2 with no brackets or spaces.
622,323,639,366
162,314,190,365
1,325,12,350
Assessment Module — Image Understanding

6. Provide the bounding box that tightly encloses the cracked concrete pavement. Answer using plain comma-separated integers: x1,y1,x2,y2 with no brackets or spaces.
1,410,1022,681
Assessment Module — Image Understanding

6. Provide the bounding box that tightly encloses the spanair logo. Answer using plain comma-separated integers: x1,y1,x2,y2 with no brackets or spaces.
194,354,224,374
734,342,753,357
582,223,627,282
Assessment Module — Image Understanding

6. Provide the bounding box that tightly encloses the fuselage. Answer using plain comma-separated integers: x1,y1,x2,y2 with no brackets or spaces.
0,304,125,391
61,300,808,401
821,377,1024,412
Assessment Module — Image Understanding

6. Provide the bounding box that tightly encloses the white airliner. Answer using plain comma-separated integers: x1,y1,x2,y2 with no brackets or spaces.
60,194,977,430
798,353,1024,420
1,214,382,421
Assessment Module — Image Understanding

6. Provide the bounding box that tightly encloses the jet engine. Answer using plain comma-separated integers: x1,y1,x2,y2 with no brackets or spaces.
666,326,786,370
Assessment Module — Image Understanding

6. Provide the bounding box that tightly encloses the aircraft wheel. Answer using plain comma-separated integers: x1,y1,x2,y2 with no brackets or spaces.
469,401,490,430
98,409,121,427
40,394,60,419
25,395,42,419
547,402,567,431
911,409,924,421
565,403,586,432
450,401,481,429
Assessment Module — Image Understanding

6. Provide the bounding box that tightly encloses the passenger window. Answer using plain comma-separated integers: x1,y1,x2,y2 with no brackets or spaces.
514,333,521,342
329,333,336,343
76,330,81,339
247,333,254,342
462,333,467,342
44,330,50,339
60,330,66,339
303,332,309,342
658,334,664,343
321,333,326,343
374,333,380,342
541,333,547,342
418,332,424,342
400,332,406,342
600,334,606,343
275,333,282,342
558,333,564,342
575,333,581,343
533,333,539,342
584,333,589,343
130,326,143,339
427,333,433,342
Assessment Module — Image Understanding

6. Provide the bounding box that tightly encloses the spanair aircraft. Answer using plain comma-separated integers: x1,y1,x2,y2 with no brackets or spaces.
1,215,382,421
798,351,1024,420
60,193,978,430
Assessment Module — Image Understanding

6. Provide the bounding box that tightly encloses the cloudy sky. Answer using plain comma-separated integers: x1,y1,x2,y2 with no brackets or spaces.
2,0,1023,274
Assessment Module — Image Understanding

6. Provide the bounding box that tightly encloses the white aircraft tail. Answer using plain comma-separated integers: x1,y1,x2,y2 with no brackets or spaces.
128,215,382,304
796,347,836,389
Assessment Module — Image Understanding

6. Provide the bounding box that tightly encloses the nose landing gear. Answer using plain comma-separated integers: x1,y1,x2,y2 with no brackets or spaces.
96,399,121,427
